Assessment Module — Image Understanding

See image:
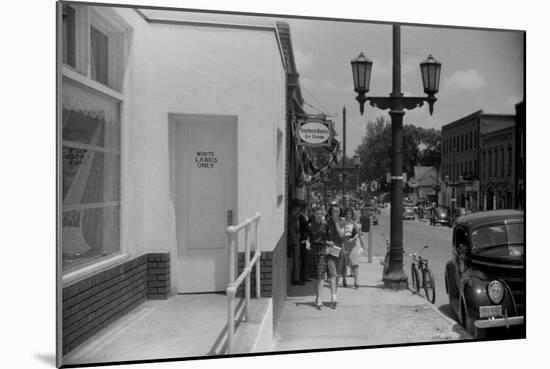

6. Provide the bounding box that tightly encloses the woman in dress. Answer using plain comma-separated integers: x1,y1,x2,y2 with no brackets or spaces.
342,207,362,288
325,204,345,307
305,206,330,309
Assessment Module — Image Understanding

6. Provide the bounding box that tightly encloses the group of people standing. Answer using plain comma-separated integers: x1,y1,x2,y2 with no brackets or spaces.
288,199,365,310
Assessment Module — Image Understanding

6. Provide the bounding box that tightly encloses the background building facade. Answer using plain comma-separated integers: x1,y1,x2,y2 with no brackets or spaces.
480,125,516,210
441,110,516,210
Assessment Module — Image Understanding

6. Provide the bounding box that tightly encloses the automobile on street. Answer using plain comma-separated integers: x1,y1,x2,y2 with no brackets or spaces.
444,210,525,339
430,207,450,226
402,206,416,221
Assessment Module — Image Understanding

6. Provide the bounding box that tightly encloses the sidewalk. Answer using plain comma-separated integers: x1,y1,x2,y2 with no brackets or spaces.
273,255,470,352
63,294,232,365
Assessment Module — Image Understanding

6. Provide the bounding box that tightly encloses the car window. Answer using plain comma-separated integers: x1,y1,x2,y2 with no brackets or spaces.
471,223,524,250
456,228,468,248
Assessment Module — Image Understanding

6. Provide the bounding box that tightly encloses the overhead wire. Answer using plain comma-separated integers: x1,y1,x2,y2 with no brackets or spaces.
301,84,331,115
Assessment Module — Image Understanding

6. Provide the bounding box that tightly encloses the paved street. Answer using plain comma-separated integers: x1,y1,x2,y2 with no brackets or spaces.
368,207,457,321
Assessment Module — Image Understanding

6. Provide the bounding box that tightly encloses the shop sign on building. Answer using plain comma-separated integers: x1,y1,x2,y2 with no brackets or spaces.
297,118,333,147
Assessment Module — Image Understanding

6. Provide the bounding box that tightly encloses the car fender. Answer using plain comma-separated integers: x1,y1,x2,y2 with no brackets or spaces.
444,260,458,297
461,277,518,320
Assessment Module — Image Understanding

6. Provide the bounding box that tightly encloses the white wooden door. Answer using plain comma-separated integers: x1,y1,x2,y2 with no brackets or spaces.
175,115,236,293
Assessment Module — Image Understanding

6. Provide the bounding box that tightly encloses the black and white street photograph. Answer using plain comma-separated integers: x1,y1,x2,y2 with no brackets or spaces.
4,1,546,369
56,0,526,366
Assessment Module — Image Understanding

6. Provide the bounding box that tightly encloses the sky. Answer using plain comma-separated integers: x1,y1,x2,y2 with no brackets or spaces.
281,18,524,156
123,8,524,158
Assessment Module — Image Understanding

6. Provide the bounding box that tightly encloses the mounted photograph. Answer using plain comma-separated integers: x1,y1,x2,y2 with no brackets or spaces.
56,1,525,367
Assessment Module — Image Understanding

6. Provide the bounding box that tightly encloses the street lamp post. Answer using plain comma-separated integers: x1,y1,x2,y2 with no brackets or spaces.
353,154,361,193
350,24,441,289
342,106,347,207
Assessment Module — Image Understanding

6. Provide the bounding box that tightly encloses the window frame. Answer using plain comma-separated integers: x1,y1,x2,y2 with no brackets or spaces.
61,80,122,275
60,5,128,279
61,5,127,92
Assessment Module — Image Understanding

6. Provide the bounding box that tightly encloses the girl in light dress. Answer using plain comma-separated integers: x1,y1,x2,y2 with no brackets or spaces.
342,207,365,288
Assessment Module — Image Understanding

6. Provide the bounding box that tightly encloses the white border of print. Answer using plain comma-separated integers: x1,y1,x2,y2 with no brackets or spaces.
3,1,544,369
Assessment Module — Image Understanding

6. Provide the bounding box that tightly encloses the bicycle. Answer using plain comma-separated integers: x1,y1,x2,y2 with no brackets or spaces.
406,245,436,304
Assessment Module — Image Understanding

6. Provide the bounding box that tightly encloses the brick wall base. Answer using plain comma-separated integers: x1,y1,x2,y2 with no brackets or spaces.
62,252,170,355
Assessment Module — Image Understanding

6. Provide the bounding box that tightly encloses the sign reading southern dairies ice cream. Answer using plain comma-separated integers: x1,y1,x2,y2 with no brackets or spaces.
195,151,218,168
297,118,333,147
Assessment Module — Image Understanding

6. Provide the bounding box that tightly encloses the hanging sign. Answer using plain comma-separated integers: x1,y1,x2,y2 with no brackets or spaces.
297,118,333,147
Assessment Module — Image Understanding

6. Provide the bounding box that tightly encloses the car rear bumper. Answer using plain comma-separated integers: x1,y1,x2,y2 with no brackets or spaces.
474,315,524,329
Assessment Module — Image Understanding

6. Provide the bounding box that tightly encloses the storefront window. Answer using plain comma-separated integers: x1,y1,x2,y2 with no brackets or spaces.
62,80,120,271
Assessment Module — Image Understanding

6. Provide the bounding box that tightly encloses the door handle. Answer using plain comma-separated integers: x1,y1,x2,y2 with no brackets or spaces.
227,210,233,226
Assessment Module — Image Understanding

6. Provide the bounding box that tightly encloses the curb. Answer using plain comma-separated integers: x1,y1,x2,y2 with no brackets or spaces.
362,257,469,337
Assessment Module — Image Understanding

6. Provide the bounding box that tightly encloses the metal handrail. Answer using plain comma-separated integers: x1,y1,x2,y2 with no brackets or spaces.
225,212,261,354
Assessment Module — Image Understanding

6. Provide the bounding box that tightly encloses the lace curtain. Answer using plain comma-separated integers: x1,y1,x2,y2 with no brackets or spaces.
62,80,120,269
62,80,118,126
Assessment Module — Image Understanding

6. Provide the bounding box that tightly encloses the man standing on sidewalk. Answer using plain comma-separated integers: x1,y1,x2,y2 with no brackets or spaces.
298,203,310,283
288,199,306,285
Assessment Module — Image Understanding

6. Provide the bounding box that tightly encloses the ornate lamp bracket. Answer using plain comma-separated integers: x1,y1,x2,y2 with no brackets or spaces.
363,95,437,115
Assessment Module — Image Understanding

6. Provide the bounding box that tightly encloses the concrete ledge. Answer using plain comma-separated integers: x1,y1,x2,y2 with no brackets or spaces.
233,298,273,354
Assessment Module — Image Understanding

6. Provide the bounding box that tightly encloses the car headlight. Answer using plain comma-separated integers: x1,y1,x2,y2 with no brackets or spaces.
487,280,504,304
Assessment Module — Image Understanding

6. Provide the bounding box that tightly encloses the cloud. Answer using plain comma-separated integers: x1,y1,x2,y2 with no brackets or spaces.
443,69,485,91
294,49,313,71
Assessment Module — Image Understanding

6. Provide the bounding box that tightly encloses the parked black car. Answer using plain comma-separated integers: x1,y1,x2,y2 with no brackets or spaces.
430,207,450,226
444,210,525,338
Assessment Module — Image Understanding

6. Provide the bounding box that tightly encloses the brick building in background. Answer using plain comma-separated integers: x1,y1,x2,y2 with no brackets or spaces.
479,124,516,210
441,110,516,210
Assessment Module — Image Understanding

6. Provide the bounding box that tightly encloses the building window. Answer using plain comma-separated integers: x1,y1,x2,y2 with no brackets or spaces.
62,4,76,67
90,26,109,86
493,149,498,177
276,128,284,205
474,159,477,177
500,148,505,177
488,151,492,178
60,7,127,273
481,151,487,177
508,147,513,176
62,81,120,272
61,6,127,92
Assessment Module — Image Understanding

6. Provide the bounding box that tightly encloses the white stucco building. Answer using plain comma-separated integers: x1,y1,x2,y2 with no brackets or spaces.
59,3,299,358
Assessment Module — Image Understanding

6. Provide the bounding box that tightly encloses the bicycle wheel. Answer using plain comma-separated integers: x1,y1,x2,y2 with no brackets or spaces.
410,263,421,293
423,267,436,303
383,252,389,275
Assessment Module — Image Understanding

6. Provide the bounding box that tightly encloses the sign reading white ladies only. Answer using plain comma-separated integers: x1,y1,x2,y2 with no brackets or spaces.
195,151,218,168
297,118,333,147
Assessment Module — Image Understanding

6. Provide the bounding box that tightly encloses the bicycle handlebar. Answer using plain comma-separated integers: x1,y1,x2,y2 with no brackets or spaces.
405,245,429,257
